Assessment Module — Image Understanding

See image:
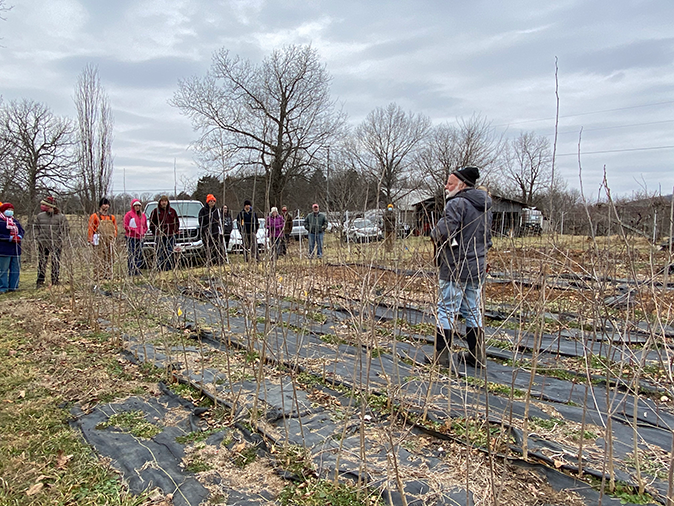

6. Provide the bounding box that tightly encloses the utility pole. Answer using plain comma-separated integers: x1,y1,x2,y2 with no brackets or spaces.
326,145,330,213
173,158,177,198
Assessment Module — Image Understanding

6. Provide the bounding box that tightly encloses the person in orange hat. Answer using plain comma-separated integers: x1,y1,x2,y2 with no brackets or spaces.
198,194,223,265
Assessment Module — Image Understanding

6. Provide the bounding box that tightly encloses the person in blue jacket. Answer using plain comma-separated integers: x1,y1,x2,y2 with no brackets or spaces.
0,203,25,293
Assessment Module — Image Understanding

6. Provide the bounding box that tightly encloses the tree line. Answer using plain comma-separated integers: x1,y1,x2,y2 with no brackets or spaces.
2,43,661,237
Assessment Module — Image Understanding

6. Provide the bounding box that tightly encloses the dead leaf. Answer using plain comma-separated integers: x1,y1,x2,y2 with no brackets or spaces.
56,451,73,469
553,459,564,468
26,482,44,496
18,390,25,399
232,442,246,453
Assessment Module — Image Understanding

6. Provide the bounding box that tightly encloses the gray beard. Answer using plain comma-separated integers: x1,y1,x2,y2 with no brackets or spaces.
445,188,461,199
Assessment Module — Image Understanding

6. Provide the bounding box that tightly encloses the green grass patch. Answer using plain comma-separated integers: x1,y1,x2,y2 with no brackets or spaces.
176,428,224,445
96,410,162,439
279,478,381,506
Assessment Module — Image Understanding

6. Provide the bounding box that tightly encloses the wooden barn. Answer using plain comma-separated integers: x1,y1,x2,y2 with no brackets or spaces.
412,192,527,236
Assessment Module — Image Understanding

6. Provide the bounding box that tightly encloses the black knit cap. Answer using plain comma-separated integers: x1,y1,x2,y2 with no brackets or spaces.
452,166,480,187
243,199,251,206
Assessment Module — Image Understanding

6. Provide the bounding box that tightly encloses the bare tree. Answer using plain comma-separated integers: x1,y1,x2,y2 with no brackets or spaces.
172,44,345,209
353,103,430,208
74,64,114,214
0,99,75,215
416,114,502,196
503,131,552,206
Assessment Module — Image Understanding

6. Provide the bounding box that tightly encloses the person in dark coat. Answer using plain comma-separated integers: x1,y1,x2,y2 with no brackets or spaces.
0,203,25,293
303,203,328,259
221,204,233,251
280,206,292,256
149,196,180,271
236,200,259,262
34,196,69,287
198,194,223,265
430,166,492,369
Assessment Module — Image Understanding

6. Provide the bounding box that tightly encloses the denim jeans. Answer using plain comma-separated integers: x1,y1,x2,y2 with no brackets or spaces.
437,278,482,330
127,237,144,275
156,235,176,271
308,232,324,258
0,255,20,292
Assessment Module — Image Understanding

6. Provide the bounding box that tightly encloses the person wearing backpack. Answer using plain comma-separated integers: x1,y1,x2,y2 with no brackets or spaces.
88,197,117,281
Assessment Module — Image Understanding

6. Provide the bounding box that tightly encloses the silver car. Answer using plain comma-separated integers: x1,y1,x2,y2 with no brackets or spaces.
343,218,383,243
228,218,269,253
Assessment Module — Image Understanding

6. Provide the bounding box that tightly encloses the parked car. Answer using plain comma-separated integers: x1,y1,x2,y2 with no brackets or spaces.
289,218,308,240
343,218,383,243
228,218,268,253
142,200,204,264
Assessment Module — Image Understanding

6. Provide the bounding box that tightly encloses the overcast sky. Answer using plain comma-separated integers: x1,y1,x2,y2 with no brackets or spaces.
1,0,672,198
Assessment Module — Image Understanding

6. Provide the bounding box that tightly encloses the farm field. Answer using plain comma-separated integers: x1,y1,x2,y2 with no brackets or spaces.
1,232,673,506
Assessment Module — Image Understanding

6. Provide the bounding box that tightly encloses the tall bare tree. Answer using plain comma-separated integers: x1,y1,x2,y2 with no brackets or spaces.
0,99,75,215
353,103,430,208
416,114,502,196
74,64,113,213
172,44,345,209
503,131,552,206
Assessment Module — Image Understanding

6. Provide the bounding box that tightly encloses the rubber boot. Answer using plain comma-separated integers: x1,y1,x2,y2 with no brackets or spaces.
434,327,451,368
462,327,486,367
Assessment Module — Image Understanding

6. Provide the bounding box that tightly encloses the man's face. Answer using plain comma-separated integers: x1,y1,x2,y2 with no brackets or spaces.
445,174,465,198
100,203,110,213
312,205,319,213
160,200,168,209
244,204,251,211
208,200,215,208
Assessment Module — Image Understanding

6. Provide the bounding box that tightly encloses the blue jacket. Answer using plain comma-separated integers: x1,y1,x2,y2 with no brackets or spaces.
0,216,25,256
431,188,492,282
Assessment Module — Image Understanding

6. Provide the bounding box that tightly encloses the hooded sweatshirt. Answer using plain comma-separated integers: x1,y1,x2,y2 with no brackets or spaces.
149,201,180,236
124,199,149,239
431,187,492,283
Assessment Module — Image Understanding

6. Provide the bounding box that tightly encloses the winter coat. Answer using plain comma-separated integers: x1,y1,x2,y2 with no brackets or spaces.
236,209,259,234
88,212,117,243
266,214,285,238
198,206,222,237
304,212,328,234
124,200,148,239
0,214,25,256
34,210,69,248
221,211,233,235
431,188,492,283
150,203,180,236
282,211,293,235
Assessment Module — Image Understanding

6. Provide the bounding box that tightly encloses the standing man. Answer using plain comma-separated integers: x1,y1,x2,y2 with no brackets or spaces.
304,203,328,259
199,194,223,265
383,203,396,253
431,166,492,368
88,197,117,281
35,196,69,287
221,204,233,252
149,196,180,271
281,206,292,256
123,199,148,276
236,199,259,262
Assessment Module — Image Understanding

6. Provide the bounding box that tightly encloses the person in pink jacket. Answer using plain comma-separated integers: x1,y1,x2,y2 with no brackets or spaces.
266,207,285,260
124,199,148,275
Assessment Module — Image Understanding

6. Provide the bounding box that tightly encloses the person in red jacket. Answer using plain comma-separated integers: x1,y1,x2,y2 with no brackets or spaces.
149,196,180,271
124,199,148,276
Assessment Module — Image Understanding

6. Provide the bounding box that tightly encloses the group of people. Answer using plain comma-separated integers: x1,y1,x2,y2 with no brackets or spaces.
196,196,329,263
2,168,491,376
0,197,68,293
